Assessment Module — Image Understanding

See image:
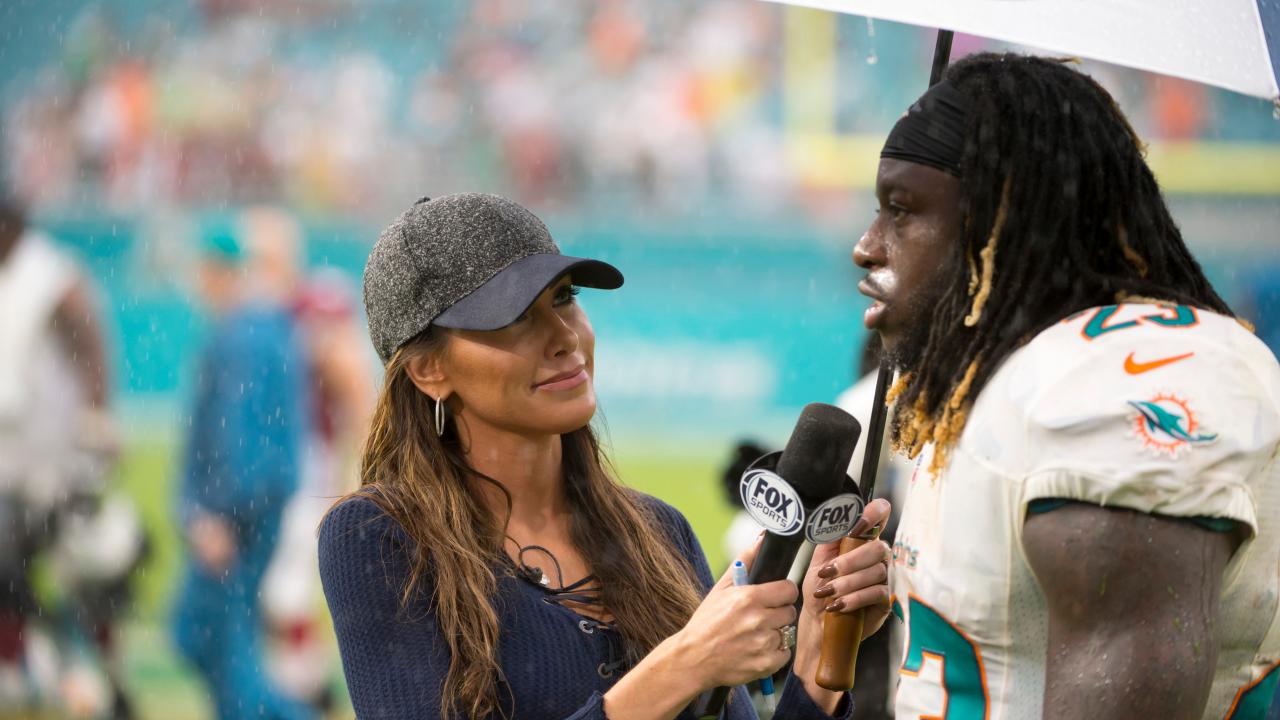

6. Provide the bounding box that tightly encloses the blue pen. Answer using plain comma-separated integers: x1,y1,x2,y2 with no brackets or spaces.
731,560,777,711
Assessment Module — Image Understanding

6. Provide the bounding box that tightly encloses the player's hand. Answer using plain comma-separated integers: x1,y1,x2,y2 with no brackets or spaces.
190,512,237,573
668,536,799,689
801,498,893,637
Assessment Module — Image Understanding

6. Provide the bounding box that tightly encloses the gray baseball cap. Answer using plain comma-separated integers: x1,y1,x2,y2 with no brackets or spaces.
363,193,623,363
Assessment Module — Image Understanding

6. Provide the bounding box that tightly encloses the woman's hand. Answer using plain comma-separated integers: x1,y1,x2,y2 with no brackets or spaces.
671,537,799,689
603,537,798,720
792,498,894,713
801,498,893,630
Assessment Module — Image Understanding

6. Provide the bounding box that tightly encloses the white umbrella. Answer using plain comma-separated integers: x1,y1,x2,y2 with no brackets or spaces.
766,0,1280,103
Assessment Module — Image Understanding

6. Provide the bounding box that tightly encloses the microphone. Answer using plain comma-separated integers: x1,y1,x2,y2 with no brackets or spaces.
693,403,862,719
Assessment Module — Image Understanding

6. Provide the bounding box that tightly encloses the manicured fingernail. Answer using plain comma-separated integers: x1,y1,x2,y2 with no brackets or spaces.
825,599,845,613
849,517,873,537
817,564,837,579
813,583,835,599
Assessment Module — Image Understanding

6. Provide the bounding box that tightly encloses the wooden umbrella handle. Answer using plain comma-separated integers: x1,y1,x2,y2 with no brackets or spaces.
815,526,882,691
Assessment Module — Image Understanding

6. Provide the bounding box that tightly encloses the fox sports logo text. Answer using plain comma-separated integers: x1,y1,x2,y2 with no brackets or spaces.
739,469,804,536
805,493,864,544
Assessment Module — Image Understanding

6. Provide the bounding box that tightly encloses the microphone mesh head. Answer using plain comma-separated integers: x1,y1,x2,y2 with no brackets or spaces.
775,403,862,505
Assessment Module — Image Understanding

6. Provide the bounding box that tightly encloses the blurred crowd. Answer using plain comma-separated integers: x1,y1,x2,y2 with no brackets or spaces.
5,0,1268,223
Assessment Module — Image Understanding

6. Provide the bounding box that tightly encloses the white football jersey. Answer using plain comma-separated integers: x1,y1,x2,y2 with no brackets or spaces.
0,230,83,496
890,303,1280,720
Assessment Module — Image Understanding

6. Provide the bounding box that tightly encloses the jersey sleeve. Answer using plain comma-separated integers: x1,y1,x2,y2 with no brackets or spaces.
1018,324,1280,537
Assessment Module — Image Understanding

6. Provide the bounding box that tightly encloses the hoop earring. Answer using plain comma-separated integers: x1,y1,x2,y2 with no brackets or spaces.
434,396,448,437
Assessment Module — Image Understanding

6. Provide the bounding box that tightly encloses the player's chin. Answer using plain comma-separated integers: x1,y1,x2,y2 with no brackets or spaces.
879,328,927,373
871,317,903,354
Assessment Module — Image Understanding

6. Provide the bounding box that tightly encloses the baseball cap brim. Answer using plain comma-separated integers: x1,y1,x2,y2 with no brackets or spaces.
432,253,623,331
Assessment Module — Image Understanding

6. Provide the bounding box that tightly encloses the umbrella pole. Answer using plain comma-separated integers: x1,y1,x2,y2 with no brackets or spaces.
929,30,955,87
815,27,957,694
859,27,954,513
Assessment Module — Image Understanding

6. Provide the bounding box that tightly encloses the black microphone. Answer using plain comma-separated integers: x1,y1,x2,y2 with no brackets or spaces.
693,403,862,718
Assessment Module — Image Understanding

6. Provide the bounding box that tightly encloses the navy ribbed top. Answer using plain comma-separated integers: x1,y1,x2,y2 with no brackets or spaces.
318,492,853,719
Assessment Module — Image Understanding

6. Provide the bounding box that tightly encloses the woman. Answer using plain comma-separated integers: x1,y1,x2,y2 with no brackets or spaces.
319,193,892,719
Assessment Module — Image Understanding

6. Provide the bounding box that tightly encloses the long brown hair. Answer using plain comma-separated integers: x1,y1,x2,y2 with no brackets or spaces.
348,330,705,719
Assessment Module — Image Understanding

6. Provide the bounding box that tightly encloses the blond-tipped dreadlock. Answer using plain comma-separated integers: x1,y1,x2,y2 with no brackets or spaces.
890,360,981,477
884,54,1236,482
964,179,1011,327
1116,223,1149,278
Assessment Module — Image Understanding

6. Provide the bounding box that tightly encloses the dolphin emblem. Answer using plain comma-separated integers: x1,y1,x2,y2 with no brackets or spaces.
1127,400,1217,444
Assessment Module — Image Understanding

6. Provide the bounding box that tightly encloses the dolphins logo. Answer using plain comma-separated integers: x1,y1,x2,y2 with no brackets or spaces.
1127,394,1216,457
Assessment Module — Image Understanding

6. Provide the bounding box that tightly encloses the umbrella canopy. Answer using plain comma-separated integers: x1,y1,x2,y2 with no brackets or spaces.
766,0,1280,103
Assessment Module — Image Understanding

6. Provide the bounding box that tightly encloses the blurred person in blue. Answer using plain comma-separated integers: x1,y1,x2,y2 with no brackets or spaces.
0,192,139,716
319,193,894,719
172,216,313,720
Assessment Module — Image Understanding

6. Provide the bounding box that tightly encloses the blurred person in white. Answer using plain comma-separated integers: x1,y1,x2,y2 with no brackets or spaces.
171,215,313,720
832,334,912,720
250,209,376,707
0,192,144,718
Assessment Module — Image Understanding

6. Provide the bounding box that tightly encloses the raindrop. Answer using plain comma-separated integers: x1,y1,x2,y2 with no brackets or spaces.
865,17,878,65
1273,100,1280,120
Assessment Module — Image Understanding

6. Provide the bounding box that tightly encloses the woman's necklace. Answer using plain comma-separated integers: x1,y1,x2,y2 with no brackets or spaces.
504,534,610,622
504,534,566,589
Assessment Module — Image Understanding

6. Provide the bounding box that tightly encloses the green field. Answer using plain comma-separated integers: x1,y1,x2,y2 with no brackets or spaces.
79,438,738,720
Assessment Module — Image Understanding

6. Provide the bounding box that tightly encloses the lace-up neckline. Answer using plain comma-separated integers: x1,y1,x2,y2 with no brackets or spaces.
507,541,613,625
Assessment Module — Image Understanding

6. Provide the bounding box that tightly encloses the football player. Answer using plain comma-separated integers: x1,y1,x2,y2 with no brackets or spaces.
849,53,1280,719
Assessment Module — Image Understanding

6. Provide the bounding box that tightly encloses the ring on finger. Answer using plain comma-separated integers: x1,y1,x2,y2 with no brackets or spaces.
777,624,797,651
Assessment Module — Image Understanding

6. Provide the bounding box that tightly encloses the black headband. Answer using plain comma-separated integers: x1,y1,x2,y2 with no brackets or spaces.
880,80,971,177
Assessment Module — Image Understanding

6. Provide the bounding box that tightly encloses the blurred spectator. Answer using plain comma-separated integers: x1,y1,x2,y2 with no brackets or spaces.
254,216,375,708
1151,76,1209,139
0,192,134,716
11,0,1260,222
171,217,313,720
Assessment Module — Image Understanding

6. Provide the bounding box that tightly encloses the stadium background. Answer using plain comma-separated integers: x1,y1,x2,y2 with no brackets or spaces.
3,0,1280,717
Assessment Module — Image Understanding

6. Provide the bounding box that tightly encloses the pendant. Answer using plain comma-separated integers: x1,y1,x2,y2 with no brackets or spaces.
524,565,549,586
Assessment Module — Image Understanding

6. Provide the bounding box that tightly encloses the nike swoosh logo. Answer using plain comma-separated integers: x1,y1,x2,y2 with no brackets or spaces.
1124,351,1194,374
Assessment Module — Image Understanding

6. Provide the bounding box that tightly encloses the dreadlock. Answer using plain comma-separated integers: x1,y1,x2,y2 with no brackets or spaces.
890,53,1234,474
